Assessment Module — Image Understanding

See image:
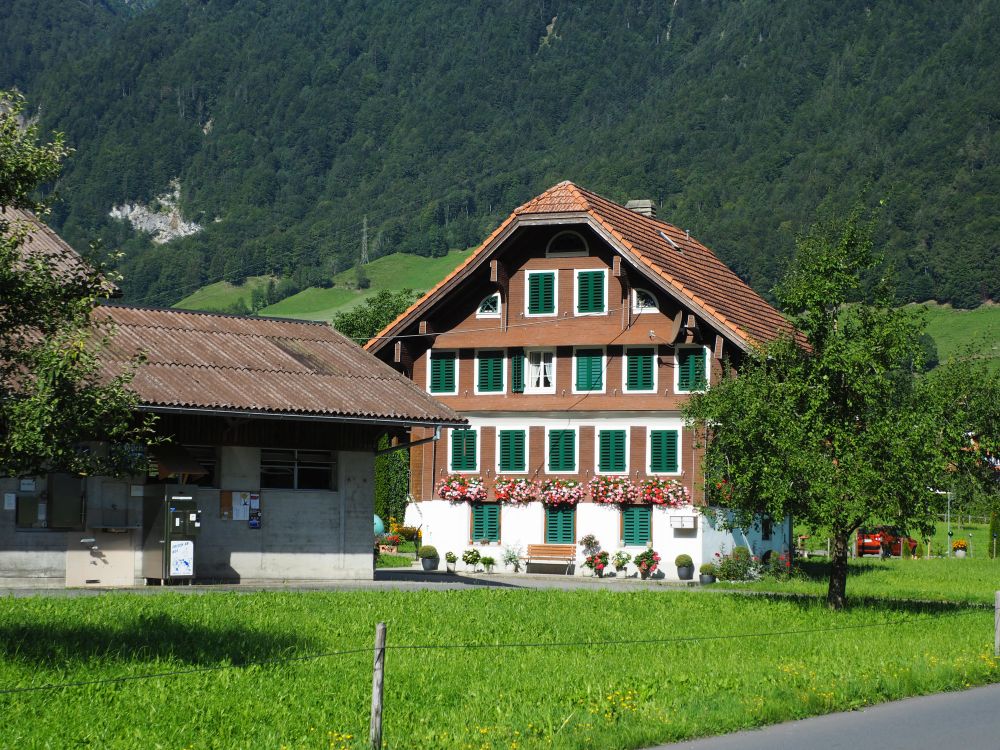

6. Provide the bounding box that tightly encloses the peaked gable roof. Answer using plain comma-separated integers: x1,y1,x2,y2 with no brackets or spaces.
367,181,799,353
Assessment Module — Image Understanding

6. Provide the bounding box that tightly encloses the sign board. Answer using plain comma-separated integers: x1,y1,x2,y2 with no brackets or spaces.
3,493,15,511
19,479,35,492
670,515,697,529
169,540,194,577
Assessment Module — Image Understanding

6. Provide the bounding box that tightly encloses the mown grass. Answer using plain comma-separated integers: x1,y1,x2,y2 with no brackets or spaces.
375,554,414,569
0,589,996,750
915,301,1000,367
174,275,274,312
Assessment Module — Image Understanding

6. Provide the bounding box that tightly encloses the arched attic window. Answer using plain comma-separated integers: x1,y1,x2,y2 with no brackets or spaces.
632,288,659,314
545,230,589,257
476,292,501,318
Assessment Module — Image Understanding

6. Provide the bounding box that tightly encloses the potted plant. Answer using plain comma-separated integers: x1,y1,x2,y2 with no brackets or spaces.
699,562,717,584
418,545,440,571
634,549,661,579
502,545,523,572
583,551,610,577
675,553,694,581
952,539,968,558
378,533,401,554
480,555,496,573
462,548,481,571
445,551,457,573
612,551,631,576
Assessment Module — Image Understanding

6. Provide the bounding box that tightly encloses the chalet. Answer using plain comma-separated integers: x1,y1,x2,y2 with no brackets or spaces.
366,181,797,577
0,212,463,587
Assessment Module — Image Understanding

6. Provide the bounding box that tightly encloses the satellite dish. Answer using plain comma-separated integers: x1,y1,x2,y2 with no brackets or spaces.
668,310,684,343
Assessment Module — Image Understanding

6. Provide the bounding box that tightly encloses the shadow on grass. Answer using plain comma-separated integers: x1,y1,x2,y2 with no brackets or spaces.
743,589,985,616
0,613,314,667
375,569,521,587
794,559,905,582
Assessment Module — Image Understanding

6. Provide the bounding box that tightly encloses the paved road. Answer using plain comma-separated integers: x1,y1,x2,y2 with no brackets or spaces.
649,682,1000,750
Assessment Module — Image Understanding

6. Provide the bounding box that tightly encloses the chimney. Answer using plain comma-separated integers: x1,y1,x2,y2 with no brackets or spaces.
625,199,656,218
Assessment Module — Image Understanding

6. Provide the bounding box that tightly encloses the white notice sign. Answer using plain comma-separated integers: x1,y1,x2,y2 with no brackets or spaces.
3,493,15,511
169,540,194,577
232,492,252,521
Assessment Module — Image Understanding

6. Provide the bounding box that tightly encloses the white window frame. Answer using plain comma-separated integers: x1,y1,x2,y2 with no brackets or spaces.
646,425,683,476
448,425,481,474
495,428,529,475
594,425,630,476
524,270,558,318
571,346,606,395
476,292,501,319
674,345,710,394
545,230,589,258
544,425,579,475
473,349,506,395
622,346,658,394
574,268,608,317
631,288,659,314
425,349,459,396
524,348,556,394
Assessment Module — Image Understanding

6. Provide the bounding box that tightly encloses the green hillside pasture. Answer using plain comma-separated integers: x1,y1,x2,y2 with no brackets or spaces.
916,302,1000,367
1,590,996,750
260,250,472,321
174,275,273,312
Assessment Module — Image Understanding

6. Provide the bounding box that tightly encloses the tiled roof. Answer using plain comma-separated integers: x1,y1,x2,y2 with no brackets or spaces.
96,305,464,425
368,181,800,352
1,207,118,295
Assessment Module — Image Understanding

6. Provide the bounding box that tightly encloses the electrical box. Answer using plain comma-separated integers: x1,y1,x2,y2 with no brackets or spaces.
141,487,203,584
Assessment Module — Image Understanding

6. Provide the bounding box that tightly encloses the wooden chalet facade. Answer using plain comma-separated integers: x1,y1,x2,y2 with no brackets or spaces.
367,181,798,576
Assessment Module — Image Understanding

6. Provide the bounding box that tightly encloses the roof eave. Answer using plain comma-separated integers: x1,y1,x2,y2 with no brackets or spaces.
140,404,468,429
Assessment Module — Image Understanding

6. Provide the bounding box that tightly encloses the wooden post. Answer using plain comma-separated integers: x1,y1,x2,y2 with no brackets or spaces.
994,592,999,658
370,622,387,750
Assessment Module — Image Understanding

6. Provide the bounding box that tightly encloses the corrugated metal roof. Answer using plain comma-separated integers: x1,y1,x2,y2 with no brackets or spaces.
96,305,464,425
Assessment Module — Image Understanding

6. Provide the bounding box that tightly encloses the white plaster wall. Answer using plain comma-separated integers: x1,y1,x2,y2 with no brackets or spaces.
700,507,792,563
406,499,706,578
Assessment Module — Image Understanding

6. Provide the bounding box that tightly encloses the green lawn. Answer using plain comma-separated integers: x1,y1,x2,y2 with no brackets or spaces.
174,275,274,312
913,301,1000,368
1,588,996,749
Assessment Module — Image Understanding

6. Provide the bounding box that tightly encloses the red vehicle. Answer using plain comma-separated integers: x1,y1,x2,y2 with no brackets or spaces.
856,526,918,557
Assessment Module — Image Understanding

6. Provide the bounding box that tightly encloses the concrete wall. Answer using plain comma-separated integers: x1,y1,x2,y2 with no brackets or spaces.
0,475,72,587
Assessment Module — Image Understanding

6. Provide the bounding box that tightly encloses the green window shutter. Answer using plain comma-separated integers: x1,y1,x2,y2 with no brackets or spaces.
548,429,576,472
510,350,524,393
622,505,651,546
649,430,679,473
528,272,555,314
678,348,707,391
627,348,654,391
429,352,455,393
451,429,477,471
598,430,626,473
577,271,604,313
498,430,526,472
472,504,500,542
575,349,603,391
545,506,575,543
477,350,504,392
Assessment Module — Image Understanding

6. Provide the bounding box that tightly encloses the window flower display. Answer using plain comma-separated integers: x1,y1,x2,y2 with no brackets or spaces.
540,478,586,507
436,474,487,503
493,476,539,504
638,477,690,507
589,475,639,505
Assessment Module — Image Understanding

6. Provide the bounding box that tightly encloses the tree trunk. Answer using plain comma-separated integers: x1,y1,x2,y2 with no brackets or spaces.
827,532,850,610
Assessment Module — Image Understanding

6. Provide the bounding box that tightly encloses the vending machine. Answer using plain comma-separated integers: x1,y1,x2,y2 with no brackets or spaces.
141,489,202,584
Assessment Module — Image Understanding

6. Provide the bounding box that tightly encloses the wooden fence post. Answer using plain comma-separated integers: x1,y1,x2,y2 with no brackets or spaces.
370,622,387,750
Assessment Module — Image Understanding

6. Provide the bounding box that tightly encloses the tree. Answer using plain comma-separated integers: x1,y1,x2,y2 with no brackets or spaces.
332,288,416,345
374,434,409,524
1,90,152,477
685,204,956,609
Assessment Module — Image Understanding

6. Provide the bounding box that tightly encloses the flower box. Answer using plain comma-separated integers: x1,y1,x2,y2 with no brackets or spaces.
493,476,539,504
638,477,690,507
589,475,639,505
540,479,586,507
436,475,487,503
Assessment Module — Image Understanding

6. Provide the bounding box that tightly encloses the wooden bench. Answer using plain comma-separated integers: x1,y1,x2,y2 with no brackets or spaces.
521,544,577,574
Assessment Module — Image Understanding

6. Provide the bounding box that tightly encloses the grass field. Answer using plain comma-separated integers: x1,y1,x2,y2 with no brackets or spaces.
913,301,1000,368
1,584,997,750
174,275,274,312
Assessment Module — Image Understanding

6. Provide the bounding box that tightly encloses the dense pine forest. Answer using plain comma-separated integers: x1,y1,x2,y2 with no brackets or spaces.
2,0,998,308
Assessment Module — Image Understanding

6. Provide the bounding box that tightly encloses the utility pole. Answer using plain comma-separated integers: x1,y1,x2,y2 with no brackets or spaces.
360,215,370,266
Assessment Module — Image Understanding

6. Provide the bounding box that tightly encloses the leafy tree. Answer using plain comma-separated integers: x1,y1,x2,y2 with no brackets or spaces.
374,434,409,525
332,288,416,345
685,204,959,609
0,90,152,477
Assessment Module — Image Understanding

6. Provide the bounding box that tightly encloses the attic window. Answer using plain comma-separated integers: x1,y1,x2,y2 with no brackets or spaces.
632,288,658,314
545,231,588,257
476,292,501,318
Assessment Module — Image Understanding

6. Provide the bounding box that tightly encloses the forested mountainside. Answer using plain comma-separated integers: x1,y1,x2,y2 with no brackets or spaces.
2,0,998,308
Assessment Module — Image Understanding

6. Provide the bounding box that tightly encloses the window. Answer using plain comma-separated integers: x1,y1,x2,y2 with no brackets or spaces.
545,505,575,543
476,350,505,393
621,505,651,546
525,349,555,393
624,347,656,392
597,429,627,473
545,230,588,257
16,473,84,530
498,430,526,472
762,516,773,541
575,269,606,315
450,428,478,472
471,503,500,542
676,347,708,392
476,293,500,318
260,449,338,490
574,348,604,393
632,288,658,314
526,271,556,316
183,445,218,488
547,429,576,472
649,430,679,474
428,350,457,395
